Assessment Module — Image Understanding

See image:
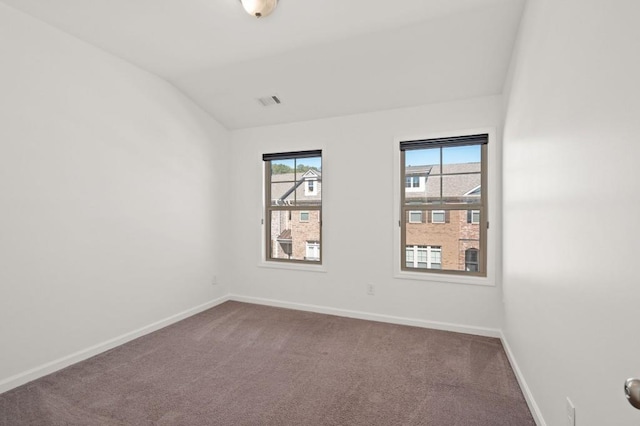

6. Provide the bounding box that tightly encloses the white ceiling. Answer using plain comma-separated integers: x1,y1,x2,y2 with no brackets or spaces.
1,0,526,129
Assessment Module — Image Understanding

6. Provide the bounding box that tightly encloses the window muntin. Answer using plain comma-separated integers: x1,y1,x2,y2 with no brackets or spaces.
405,245,441,269
405,176,420,188
400,134,487,276
264,151,322,264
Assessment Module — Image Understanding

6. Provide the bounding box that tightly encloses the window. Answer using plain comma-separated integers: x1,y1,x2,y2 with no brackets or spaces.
400,134,487,276
264,150,322,264
304,175,318,196
409,211,423,223
406,246,441,269
305,241,320,261
465,248,479,272
431,210,445,223
405,176,420,188
468,210,480,224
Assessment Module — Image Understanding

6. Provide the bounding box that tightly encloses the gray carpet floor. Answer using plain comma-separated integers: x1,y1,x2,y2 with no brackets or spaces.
0,301,535,425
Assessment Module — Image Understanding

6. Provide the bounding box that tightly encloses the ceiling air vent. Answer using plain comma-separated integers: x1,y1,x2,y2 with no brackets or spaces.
257,95,281,107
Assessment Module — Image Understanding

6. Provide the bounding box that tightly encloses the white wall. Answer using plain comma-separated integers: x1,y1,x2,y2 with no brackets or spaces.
502,0,640,424
229,96,503,332
0,4,229,388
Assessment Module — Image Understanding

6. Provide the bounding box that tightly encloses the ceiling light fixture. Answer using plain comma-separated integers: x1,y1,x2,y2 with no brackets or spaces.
239,0,279,18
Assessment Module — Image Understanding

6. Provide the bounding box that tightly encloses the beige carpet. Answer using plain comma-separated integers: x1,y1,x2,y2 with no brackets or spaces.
0,301,535,425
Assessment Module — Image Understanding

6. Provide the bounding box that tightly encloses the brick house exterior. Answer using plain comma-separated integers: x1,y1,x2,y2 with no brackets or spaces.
267,162,479,269
404,163,481,272
269,169,321,261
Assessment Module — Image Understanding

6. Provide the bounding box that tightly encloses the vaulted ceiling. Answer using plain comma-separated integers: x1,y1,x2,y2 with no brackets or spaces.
1,0,526,129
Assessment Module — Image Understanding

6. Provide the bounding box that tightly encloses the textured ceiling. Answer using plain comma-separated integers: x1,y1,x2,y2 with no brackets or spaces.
1,0,526,129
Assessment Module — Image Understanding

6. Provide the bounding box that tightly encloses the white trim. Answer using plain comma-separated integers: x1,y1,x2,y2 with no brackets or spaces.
0,296,230,395
431,210,446,223
408,210,422,223
229,294,501,338
394,270,494,286
258,261,327,273
500,332,547,426
471,209,480,224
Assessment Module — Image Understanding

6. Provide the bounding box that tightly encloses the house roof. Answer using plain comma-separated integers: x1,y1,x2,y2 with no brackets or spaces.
406,162,481,203
277,229,292,241
270,171,322,205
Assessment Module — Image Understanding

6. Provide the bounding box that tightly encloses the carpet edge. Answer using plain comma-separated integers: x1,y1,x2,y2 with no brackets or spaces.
500,331,547,426
0,295,230,395
229,293,501,337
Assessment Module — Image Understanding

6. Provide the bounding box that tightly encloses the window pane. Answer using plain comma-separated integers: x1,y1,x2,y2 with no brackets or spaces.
442,173,480,203
297,156,322,175
269,210,320,261
406,247,414,267
431,211,445,223
270,182,296,206
404,210,481,272
271,159,296,182
442,145,481,174
405,148,439,169
409,211,422,223
300,212,309,221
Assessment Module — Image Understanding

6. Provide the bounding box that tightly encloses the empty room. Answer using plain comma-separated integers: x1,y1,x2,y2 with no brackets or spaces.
1,0,639,425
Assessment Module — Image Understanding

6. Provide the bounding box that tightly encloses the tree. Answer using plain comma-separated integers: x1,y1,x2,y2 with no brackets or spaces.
271,164,293,174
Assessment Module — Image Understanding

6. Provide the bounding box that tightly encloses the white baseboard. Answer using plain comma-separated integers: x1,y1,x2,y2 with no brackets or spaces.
500,331,546,426
2,293,543,426
0,295,230,395
229,294,502,338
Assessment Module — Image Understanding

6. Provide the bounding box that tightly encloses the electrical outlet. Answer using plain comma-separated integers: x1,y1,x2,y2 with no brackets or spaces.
366,283,375,296
566,397,575,426
212,275,218,285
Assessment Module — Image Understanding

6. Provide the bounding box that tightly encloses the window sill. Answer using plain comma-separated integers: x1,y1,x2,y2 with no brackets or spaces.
258,261,327,273
394,270,494,287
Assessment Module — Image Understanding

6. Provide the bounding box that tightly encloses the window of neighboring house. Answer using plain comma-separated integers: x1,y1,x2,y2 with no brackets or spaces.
409,211,422,223
431,210,446,223
467,209,480,224
400,134,487,276
263,150,322,264
305,241,320,261
405,245,441,269
405,176,420,188
305,179,317,196
465,248,479,272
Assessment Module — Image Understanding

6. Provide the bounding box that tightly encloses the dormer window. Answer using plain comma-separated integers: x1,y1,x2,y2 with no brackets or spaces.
405,176,420,188
305,178,318,196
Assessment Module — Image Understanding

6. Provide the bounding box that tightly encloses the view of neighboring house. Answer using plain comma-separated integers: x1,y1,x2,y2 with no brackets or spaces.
266,160,480,270
269,169,322,262
404,163,482,272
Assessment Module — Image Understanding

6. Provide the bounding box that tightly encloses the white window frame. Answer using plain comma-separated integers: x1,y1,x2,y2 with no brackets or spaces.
305,241,320,261
305,178,318,196
431,210,446,224
471,209,480,224
405,245,441,269
300,211,310,222
393,129,496,286
408,210,423,223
